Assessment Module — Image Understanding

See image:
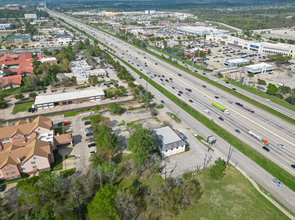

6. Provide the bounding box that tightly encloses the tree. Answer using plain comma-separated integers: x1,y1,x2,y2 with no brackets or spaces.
15,93,24,100
137,85,143,91
257,78,267,86
29,92,37,99
150,107,157,116
89,152,103,167
108,103,121,115
128,81,134,89
134,88,139,95
114,83,119,88
87,184,119,220
209,157,226,180
93,105,100,114
115,187,141,220
248,72,254,85
93,75,99,84
267,83,278,95
119,86,125,93
128,128,156,168
36,202,54,220
115,89,121,96
102,132,118,155
0,97,7,109
100,61,105,68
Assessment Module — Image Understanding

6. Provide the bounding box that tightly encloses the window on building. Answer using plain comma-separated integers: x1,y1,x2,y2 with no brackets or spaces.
33,157,36,160
14,137,18,140
166,150,168,152
176,147,178,149
21,163,24,166
11,171,16,174
22,168,25,170
4,168,8,171
33,166,37,169
6,138,9,141
14,176,18,179
6,173,11,175
10,167,14,170
6,142,11,144
1,139,5,141
8,177,12,179
31,161,36,164
18,137,22,139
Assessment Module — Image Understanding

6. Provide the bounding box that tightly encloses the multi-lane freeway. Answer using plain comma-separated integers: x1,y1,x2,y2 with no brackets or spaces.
48,10,295,214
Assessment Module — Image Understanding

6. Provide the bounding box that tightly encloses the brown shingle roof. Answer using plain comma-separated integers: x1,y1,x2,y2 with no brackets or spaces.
0,139,51,168
0,116,52,140
54,133,72,145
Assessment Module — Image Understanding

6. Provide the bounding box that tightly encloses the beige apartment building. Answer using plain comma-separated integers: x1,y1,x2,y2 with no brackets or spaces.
0,116,72,180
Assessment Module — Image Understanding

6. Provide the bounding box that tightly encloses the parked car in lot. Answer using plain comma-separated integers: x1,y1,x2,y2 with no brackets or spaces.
161,100,165,104
111,97,116,100
64,122,71,125
0,184,6,192
88,143,96,148
84,121,91,125
273,178,282,186
90,151,97,154
87,139,94,142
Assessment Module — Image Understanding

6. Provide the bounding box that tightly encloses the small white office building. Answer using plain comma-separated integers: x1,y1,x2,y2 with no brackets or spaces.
242,63,274,74
224,58,250,67
152,126,186,158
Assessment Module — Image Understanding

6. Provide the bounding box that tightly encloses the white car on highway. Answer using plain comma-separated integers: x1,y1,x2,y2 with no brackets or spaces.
278,143,285,149
204,110,210,115
264,98,270,102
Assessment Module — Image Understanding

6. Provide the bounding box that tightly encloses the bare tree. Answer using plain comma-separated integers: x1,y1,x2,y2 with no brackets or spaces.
150,107,158,116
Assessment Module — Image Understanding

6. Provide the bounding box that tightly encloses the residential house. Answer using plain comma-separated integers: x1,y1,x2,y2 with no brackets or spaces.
0,75,22,89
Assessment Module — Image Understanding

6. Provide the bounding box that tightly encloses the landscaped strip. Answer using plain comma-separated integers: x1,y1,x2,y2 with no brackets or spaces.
109,51,295,192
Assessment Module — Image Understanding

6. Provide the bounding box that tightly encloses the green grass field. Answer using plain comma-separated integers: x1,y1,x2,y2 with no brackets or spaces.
175,167,288,220
52,153,63,171
12,101,34,115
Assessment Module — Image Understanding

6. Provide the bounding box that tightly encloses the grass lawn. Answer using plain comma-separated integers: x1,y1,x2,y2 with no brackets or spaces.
60,168,76,178
118,120,125,126
54,127,63,135
57,122,62,127
12,101,34,115
52,153,63,171
155,104,164,109
153,117,160,122
167,112,181,123
65,155,75,159
175,167,289,220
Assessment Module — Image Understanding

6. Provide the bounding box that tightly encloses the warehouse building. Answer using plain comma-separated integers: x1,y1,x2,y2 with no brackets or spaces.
224,58,250,67
34,88,105,109
242,63,274,74
152,126,186,158
0,24,13,30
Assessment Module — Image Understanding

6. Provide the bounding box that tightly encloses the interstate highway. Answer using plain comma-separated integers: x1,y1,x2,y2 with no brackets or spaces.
50,12,295,174
47,10,295,213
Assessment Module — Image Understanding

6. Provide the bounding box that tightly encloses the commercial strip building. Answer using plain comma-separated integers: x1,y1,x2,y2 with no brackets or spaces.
206,32,295,58
34,88,105,109
177,26,229,36
242,63,274,74
224,58,250,67
58,60,106,84
24,14,41,19
6,35,32,44
0,116,73,180
152,126,186,158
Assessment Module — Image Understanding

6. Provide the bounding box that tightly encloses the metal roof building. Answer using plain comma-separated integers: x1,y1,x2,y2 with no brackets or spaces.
177,26,229,36
34,88,105,109
153,126,186,158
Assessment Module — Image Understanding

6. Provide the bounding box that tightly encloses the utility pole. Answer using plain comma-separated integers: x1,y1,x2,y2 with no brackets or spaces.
203,153,207,170
227,145,233,164
191,51,195,72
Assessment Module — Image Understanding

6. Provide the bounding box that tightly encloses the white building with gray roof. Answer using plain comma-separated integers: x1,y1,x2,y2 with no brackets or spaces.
152,126,186,158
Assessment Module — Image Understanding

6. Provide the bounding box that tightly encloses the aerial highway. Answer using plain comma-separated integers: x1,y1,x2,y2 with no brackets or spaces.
48,11,295,176
46,10,295,213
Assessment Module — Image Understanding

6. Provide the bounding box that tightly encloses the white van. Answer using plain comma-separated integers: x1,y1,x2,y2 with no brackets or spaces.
277,82,284,86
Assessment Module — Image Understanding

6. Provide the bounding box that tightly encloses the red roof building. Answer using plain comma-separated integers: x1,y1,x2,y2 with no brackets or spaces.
0,75,22,87
0,53,34,75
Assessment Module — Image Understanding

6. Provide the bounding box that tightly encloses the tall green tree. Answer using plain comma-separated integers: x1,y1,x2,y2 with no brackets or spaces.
209,157,226,180
36,202,55,220
87,184,119,220
267,83,278,95
128,128,156,168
